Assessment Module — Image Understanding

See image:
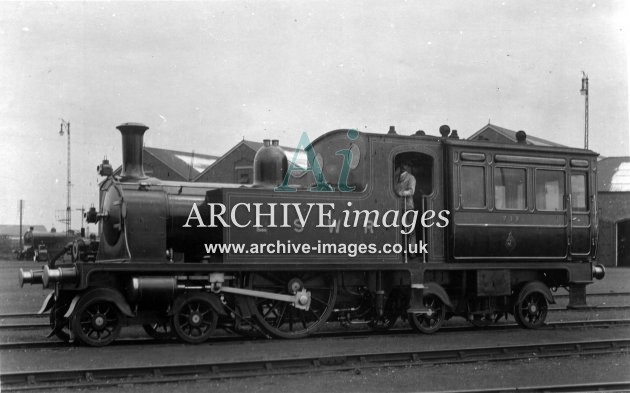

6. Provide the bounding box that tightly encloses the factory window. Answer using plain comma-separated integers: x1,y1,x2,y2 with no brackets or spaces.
494,167,526,210
235,167,252,184
535,170,565,211
571,173,588,211
461,165,485,208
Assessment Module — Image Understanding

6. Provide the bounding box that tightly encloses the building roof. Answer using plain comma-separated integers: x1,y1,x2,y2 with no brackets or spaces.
113,147,219,180
144,147,219,180
194,139,307,181
468,123,566,147
598,157,630,192
0,225,47,237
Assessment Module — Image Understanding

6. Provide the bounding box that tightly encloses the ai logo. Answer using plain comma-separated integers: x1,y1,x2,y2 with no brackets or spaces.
275,129,359,193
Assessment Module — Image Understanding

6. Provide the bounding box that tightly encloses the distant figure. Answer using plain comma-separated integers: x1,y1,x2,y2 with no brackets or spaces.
395,161,416,257
24,227,34,245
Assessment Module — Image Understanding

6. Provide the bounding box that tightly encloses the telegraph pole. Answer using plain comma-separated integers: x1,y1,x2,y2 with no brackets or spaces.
18,199,23,250
59,119,71,234
580,72,589,149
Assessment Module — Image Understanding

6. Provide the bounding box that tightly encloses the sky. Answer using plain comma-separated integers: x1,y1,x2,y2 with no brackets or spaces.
1,0,628,229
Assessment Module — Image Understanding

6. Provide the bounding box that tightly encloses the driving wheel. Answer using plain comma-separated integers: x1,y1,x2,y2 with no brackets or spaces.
247,272,337,338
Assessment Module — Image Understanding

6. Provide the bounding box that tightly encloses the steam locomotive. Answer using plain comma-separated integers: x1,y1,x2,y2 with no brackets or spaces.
16,230,83,262
20,122,606,346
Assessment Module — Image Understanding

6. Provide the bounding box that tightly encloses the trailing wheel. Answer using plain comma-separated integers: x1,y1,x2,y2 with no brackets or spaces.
410,294,445,334
143,319,174,340
514,291,548,329
71,293,122,347
172,292,218,344
247,272,337,338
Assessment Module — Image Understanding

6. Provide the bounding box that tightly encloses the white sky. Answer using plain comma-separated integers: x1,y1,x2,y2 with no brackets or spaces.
1,0,628,228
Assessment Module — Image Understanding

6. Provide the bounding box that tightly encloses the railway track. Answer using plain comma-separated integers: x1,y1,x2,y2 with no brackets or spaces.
553,291,630,298
1,318,629,351
448,381,630,392
2,337,629,391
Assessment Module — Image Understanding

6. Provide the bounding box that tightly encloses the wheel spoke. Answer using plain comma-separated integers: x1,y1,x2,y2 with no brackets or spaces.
311,295,329,306
262,302,278,318
275,303,288,328
309,308,321,320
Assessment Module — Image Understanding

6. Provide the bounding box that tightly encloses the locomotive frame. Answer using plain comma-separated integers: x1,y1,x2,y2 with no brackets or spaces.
20,122,606,346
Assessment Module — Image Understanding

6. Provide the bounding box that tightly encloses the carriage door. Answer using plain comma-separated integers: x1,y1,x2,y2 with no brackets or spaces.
568,165,591,258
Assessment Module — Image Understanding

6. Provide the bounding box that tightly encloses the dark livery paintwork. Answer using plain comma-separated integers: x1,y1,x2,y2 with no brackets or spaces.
19,122,605,346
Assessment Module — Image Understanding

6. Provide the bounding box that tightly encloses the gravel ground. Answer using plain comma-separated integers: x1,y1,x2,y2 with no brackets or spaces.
3,322,629,372
55,353,630,393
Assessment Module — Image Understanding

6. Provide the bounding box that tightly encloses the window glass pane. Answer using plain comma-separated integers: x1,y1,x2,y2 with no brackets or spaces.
461,166,485,208
536,170,565,211
494,167,526,210
571,174,587,210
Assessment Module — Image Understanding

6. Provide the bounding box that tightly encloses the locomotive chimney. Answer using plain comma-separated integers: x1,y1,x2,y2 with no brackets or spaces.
116,122,149,181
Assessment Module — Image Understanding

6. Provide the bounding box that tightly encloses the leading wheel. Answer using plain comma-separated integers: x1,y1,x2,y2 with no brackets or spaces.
172,292,218,344
247,272,337,338
410,294,445,334
514,291,548,329
71,294,122,347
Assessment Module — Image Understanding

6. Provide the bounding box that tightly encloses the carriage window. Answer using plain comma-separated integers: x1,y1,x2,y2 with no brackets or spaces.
461,166,485,208
536,170,565,211
571,174,587,210
494,167,526,210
